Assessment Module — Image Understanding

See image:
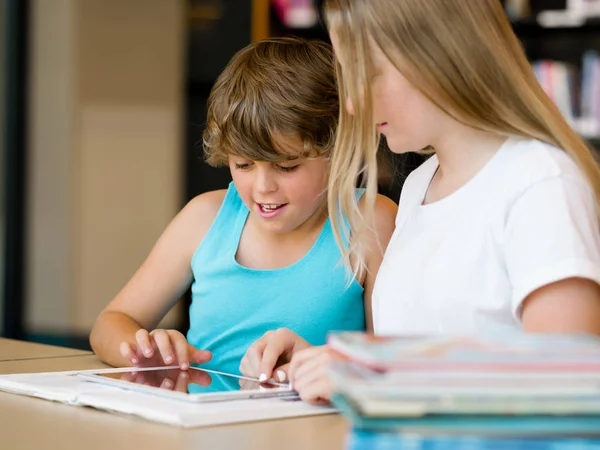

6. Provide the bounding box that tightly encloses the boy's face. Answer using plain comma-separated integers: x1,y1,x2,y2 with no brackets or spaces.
228,135,329,236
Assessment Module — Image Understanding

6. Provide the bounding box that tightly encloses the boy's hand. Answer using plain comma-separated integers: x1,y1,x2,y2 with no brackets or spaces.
239,328,311,383
120,329,212,370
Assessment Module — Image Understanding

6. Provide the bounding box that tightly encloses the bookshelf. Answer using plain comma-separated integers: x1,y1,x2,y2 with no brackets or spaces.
506,1,600,149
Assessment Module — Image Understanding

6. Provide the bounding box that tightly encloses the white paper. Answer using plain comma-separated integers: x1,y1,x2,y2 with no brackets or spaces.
0,368,335,427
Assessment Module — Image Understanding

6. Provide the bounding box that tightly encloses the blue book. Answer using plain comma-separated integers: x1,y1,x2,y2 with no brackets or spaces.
347,430,600,450
333,394,600,436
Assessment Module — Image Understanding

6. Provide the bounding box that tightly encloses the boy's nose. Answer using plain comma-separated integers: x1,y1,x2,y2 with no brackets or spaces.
256,169,277,193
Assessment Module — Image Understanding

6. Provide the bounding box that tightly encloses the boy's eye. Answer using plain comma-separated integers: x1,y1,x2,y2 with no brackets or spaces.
276,164,299,173
234,162,252,170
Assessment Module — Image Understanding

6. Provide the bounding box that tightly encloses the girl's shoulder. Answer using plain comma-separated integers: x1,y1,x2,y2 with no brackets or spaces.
501,138,581,179
493,137,590,201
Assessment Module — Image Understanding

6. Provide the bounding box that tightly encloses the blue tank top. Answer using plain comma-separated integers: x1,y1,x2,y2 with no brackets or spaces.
187,182,365,375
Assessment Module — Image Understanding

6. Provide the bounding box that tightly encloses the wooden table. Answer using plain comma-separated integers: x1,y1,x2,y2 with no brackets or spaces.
0,337,92,361
0,340,350,450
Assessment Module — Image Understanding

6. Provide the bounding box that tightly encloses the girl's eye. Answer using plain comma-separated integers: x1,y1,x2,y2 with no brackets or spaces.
276,164,299,173
234,163,252,170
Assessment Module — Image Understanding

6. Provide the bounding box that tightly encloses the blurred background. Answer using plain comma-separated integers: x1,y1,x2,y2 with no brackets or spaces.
1,0,600,349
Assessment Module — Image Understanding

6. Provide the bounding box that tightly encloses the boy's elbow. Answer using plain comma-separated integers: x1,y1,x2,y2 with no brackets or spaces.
89,310,114,356
89,317,103,355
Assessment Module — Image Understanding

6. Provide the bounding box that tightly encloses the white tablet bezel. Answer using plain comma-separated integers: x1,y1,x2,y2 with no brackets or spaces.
76,366,298,403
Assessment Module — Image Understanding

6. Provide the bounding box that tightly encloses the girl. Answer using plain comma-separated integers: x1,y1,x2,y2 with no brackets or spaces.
243,0,600,403
89,37,397,377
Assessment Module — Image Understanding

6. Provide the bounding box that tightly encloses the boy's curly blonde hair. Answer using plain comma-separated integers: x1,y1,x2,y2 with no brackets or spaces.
203,37,339,166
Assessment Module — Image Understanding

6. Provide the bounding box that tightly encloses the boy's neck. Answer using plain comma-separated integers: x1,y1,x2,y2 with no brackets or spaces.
236,202,328,270
250,201,328,244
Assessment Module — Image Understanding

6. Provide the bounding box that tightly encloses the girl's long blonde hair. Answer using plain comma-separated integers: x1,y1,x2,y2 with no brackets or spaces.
325,0,600,273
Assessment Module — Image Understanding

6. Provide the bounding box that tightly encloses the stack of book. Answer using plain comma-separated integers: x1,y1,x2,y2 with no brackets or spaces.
327,332,600,437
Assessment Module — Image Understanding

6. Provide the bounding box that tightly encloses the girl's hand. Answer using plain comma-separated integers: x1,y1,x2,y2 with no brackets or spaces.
119,328,212,370
289,345,340,405
239,328,311,383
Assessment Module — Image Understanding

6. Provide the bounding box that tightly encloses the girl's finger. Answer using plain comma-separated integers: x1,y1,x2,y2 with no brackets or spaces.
298,377,334,405
293,359,331,392
289,346,331,382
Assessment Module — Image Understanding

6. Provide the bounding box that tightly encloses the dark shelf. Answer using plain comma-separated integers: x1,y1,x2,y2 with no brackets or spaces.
512,16,600,35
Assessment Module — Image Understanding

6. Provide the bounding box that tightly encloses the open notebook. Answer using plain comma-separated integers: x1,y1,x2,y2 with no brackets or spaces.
0,368,335,427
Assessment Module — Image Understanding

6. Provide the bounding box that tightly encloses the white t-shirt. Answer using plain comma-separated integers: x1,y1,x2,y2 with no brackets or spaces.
373,136,600,335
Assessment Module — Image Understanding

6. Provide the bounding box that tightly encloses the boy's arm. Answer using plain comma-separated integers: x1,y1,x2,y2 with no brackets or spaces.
359,194,398,333
89,190,227,367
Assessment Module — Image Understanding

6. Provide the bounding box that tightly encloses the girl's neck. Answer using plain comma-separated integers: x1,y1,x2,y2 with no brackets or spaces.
425,126,508,204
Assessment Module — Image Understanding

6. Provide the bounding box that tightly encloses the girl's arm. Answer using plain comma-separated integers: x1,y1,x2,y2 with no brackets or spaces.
286,194,397,404
504,172,600,335
522,277,600,333
89,190,227,368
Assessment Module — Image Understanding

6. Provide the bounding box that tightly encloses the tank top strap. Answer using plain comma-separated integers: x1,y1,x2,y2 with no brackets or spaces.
191,182,249,265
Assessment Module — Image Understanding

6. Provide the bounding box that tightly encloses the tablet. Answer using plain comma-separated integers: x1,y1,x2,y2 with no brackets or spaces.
77,366,298,403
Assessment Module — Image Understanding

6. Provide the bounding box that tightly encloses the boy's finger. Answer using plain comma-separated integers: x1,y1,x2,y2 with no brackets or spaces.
273,362,290,383
151,331,175,365
239,355,252,377
119,341,139,365
258,339,289,382
168,332,189,370
188,345,212,364
135,329,154,358
246,346,263,377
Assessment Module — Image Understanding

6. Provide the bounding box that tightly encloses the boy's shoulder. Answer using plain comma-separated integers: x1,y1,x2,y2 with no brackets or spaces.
180,189,228,231
357,192,398,234
370,193,398,219
188,188,228,208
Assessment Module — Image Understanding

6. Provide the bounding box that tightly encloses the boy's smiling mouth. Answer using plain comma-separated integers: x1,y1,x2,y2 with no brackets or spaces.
256,202,288,217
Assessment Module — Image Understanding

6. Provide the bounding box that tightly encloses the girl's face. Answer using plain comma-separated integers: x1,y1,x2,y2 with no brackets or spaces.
331,32,447,154
229,134,329,236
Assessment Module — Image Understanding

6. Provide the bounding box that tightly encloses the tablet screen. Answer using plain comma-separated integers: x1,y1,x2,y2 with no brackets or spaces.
94,367,286,395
